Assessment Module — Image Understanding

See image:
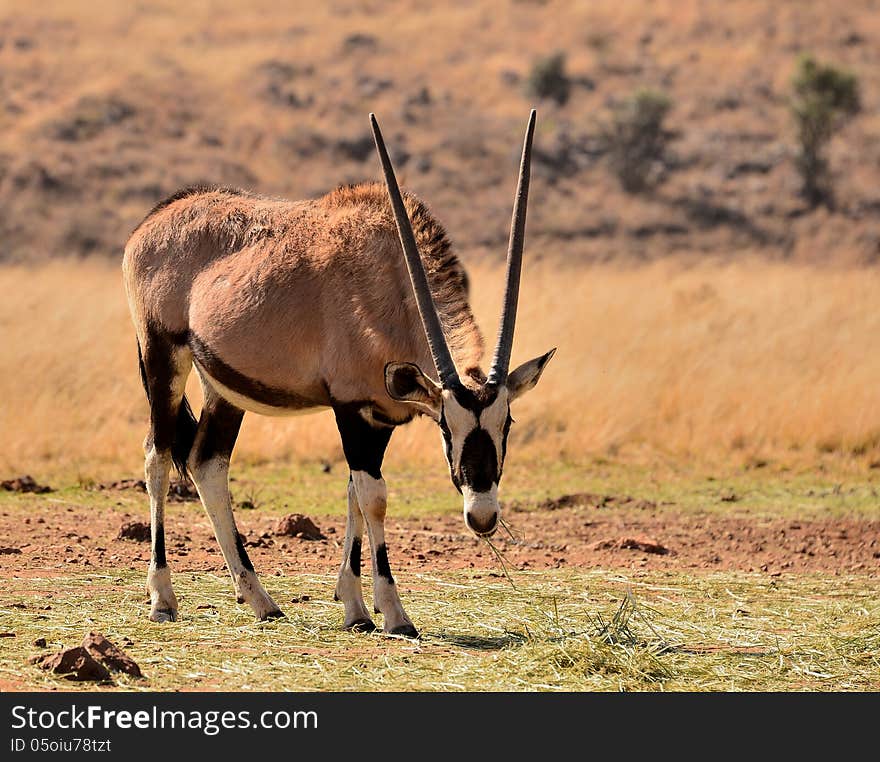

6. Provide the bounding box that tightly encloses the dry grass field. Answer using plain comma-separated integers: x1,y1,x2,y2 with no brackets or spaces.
1,260,879,479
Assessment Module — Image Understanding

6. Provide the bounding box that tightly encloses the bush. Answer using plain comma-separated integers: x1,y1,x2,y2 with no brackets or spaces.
601,88,672,193
791,55,860,206
525,52,571,106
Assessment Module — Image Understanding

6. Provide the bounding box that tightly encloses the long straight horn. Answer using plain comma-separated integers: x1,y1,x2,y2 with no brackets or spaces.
487,109,536,386
370,114,459,387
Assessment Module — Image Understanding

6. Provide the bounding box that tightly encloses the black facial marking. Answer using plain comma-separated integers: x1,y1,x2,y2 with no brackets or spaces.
438,412,460,492
152,520,167,569
438,383,510,493
376,543,394,584
459,428,498,492
349,537,362,577
190,396,244,466
333,404,394,480
500,412,513,471
189,331,325,411
449,381,499,413
235,531,255,572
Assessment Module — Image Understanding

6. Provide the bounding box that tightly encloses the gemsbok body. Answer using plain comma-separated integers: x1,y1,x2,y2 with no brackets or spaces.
122,111,554,636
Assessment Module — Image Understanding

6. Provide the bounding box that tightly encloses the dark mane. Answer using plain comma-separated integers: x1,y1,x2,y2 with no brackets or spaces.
321,182,469,293
322,182,484,371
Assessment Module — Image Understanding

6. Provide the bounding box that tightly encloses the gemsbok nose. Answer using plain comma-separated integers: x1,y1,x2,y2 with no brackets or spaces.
463,487,500,536
466,510,499,536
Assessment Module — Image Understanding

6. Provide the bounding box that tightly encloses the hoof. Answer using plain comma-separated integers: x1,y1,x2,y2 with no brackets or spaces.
259,608,286,621
150,608,177,623
387,624,420,639
345,618,377,633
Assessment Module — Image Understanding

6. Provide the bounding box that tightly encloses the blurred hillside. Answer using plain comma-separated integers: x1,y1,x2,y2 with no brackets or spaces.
2,0,880,265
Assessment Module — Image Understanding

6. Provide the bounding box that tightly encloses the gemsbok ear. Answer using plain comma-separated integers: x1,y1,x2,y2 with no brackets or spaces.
506,348,556,402
385,362,443,419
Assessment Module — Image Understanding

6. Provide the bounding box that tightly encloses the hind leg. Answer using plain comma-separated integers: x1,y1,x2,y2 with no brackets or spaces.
188,382,283,620
145,445,177,622
141,332,191,622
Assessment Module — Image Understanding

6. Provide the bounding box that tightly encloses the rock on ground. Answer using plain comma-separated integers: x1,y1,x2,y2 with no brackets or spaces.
273,513,325,540
31,646,111,682
82,631,143,677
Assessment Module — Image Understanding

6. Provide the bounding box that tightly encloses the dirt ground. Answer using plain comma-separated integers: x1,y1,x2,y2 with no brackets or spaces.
2,489,878,580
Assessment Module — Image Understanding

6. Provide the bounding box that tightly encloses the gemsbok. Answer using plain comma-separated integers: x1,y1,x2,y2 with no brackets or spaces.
122,110,554,636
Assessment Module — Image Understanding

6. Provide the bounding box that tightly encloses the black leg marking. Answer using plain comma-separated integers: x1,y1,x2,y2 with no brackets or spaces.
142,323,188,454
234,531,255,572
333,404,393,480
334,404,403,631
190,396,244,467
152,521,167,569
376,543,394,584
350,537,362,577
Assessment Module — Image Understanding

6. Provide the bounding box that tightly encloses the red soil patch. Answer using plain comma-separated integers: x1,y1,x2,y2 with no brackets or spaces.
1,493,878,579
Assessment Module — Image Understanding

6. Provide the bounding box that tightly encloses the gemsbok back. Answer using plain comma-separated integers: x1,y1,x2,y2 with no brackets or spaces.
122,110,555,637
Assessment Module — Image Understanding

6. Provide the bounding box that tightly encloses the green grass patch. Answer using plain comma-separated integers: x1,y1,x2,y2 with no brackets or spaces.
5,457,876,521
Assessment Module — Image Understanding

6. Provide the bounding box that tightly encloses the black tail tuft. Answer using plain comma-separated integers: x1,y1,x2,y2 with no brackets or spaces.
137,341,198,481
171,396,198,480
137,343,151,404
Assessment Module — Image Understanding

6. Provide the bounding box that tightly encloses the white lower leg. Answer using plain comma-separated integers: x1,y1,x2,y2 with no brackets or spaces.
145,445,178,622
147,566,178,622
191,457,281,619
351,471,415,635
335,479,373,629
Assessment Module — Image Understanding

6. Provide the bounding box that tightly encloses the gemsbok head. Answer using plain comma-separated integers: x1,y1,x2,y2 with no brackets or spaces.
122,109,554,637
372,111,555,539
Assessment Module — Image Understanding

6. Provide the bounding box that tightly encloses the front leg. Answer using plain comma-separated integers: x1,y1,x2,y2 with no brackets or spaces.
351,470,418,638
334,477,376,632
334,405,417,638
